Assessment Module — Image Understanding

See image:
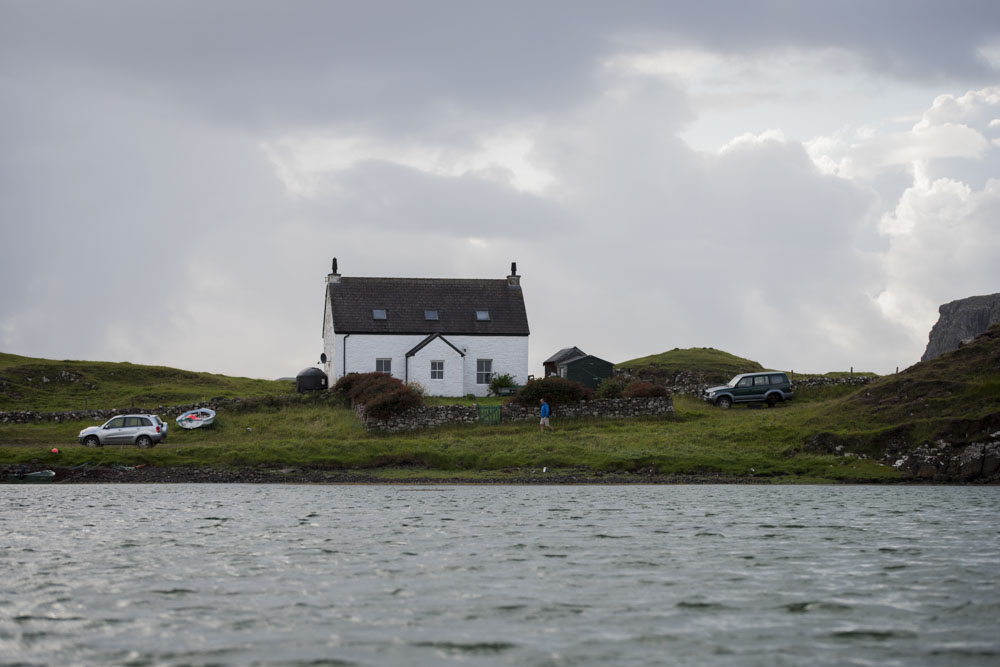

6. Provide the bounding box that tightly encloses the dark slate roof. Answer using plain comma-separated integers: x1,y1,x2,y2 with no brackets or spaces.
543,347,586,364
562,354,612,367
328,277,529,335
406,333,465,358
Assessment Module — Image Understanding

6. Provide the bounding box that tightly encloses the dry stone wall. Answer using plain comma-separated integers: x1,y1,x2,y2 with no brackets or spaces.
361,396,674,432
0,395,300,425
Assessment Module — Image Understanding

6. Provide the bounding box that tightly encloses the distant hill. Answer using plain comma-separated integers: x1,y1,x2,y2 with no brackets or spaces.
0,352,294,411
616,348,765,384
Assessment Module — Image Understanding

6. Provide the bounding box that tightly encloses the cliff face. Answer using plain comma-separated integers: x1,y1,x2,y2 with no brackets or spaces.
921,293,1000,362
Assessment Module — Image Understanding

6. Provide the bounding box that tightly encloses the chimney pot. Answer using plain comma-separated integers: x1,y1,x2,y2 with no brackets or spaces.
507,261,520,288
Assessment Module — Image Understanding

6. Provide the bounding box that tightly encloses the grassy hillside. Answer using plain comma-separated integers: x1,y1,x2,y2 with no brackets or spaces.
0,352,293,411
802,324,1000,454
616,347,765,380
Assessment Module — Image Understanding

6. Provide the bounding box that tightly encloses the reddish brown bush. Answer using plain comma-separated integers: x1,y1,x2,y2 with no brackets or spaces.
331,371,424,418
513,377,593,406
622,380,669,398
363,387,424,419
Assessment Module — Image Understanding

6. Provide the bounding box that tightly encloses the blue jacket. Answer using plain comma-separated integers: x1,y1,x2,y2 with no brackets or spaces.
540,403,550,418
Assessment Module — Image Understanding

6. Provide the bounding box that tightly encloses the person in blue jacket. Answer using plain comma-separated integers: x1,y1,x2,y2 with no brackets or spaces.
539,398,554,432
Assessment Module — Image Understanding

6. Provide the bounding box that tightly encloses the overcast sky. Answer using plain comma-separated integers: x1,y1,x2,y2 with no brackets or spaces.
2,0,999,379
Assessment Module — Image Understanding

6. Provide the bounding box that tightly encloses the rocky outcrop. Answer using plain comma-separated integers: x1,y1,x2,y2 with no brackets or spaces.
922,293,1000,361
887,436,1000,482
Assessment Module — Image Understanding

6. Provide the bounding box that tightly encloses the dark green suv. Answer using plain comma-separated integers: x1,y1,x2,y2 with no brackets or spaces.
702,372,793,408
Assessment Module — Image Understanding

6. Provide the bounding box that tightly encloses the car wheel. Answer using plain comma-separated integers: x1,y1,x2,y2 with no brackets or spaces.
83,435,101,448
716,396,732,409
136,435,154,449
766,394,781,408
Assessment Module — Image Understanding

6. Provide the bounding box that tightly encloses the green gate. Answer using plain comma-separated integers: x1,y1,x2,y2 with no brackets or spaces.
477,405,502,425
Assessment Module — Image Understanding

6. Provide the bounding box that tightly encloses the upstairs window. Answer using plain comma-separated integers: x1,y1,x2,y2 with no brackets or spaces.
475,310,490,321
372,309,387,320
424,310,439,321
376,358,391,374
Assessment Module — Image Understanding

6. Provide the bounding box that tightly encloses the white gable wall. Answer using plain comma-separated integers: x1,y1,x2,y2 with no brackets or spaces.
406,337,465,397
331,333,528,396
322,294,336,379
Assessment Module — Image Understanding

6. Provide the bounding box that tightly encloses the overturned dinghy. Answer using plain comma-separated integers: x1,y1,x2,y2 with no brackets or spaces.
7,469,56,483
176,408,216,430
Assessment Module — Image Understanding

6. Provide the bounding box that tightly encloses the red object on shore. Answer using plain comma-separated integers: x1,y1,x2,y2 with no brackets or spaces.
51,448,60,454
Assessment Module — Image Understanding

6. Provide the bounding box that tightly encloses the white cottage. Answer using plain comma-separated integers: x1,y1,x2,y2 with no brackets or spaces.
322,259,530,397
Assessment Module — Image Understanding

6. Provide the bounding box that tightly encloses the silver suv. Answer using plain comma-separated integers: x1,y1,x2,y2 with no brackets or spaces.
78,414,168,448
702,372,794,408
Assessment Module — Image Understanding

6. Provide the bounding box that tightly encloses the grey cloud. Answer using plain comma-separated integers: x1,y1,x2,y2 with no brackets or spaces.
3,1,997,135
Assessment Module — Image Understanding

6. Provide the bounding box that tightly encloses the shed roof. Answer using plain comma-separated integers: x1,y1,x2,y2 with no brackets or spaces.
544,347,586,365
328,277,529,336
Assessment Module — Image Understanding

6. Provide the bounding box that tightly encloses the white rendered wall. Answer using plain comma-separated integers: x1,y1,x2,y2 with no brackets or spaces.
322,297,336,379
332,333,529,397
450,334,529,397
407,338,465,397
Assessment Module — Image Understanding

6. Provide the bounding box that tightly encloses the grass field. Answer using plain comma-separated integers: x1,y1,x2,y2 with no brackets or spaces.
0,387,899,483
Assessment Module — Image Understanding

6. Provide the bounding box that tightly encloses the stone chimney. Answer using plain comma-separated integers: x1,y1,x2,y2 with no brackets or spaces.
507,261,520,288
328,257,341,285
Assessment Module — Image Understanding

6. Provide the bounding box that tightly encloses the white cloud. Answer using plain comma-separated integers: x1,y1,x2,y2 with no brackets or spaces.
719,128,787,153
261,127,555,198
877,172,1000,342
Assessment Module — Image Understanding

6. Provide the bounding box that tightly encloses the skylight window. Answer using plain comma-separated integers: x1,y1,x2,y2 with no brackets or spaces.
476,310,491,321
424,310,439,321
373,309,387,320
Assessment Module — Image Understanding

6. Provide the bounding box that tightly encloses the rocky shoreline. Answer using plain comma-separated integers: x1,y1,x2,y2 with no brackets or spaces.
4,463,982,485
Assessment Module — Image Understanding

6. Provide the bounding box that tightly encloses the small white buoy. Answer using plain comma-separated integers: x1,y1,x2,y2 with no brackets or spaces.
542,467,547,473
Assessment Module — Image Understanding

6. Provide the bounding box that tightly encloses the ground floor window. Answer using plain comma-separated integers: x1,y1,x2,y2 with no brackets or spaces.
431,360,444,380
476,359,492,384
376,358,391,374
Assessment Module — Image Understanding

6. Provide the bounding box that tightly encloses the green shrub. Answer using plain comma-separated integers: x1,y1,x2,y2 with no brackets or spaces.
622,380,669,398
513,377,592,405
488,373,517,396
595,377,626,399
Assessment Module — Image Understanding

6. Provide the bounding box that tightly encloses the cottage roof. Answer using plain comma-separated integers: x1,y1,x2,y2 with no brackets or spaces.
328,277,529,336
544,347,586,365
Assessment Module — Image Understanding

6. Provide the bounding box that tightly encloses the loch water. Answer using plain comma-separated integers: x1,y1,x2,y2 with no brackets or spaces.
2,484,998,666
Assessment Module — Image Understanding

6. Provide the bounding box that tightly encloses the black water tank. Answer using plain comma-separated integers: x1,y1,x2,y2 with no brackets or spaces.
296,367,328,392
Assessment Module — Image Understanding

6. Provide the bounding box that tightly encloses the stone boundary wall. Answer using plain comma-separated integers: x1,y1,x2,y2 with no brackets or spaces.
0,395,303,425
614,369,875,396
361,396,675,432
